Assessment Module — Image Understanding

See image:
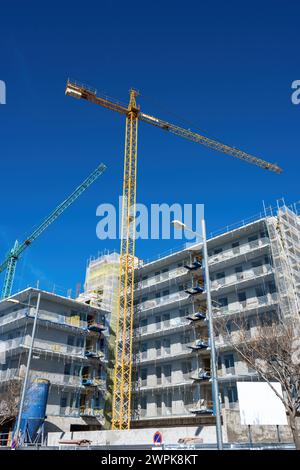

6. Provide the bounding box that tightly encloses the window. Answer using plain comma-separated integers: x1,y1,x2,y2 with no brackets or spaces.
156,395,162,416
163,338,171,354
268,281,276,294
64,363,71,375
248,234,258,242
162,268,169,279
141,342,147,359
226,320,233,333
60,393,68,409
179,308,187,318
141,296,148,303
224,354,234,370
255,286,265,298
252,259,262,268
181,330,192,345
73,364,81,377
140,396,147,417
163,364,172,383
163,312,170,327
218,297,228,308
184,389,194,408
155,292,161,304
162,289,170,299
156,366,162,385
227,385,238,403
141,368,147,386
140,318,147,333
70,393,78,409
164,393,172,414
260,229,268,238
238,291,247,303
67,335,74,346
155,340,162,357
235,266,243,273
182,361,192,377
232,241,240,251
155,315,161,330
214,248,223,255
216,272,225,279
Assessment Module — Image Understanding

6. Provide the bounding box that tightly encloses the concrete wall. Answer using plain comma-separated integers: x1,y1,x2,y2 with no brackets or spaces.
223,409,297,444
47,424,222,446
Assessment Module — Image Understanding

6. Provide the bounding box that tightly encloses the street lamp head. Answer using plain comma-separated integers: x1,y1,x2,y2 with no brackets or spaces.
172,219,186,231
6,298,20,304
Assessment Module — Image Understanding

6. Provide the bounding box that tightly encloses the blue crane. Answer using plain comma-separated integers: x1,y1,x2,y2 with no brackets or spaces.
0,163,107,299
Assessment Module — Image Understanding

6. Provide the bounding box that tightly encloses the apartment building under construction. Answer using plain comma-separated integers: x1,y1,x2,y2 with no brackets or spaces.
0,288,108,433
130,203,300,428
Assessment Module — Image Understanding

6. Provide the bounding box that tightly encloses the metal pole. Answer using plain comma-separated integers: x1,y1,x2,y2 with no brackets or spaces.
201,218,223,450
13,292,41,446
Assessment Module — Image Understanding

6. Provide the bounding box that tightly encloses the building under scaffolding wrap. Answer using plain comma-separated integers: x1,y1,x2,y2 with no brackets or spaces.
77,252,120,428
0,288,108,438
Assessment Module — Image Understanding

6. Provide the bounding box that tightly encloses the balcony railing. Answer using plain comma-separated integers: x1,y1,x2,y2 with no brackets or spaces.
136,267,188,290
0,307,87,329
136,317,190,337
2,336,84,357
214,292,278,318
209,237,269,265
139,291,189,312
211,265,273,291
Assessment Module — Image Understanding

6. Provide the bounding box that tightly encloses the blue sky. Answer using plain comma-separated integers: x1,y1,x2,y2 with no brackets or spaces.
0,1,299,296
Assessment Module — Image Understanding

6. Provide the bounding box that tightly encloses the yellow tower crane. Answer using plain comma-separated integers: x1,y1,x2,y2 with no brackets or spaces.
65,80,282,430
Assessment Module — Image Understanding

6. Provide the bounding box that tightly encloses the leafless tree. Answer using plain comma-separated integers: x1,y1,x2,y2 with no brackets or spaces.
215,311,300,449
0,380,21,427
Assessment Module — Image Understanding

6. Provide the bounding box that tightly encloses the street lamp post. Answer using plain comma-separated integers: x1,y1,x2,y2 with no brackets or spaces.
8,292,42,447
172,219,223,450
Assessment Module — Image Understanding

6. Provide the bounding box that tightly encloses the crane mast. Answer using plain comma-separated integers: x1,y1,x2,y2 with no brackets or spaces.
65,80,283,430
0,163,107,299
112,90,139,429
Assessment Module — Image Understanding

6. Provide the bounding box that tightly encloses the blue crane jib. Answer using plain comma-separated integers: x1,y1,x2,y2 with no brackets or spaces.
0,163,107,299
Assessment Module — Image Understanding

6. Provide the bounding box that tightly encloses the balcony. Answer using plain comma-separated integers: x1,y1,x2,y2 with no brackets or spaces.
210,265,273,292
0,307,88,330
136,267,188,291
135,317,191,338
208,237,270,266
2,336,85,358
138,291,189,313
214,292,278,319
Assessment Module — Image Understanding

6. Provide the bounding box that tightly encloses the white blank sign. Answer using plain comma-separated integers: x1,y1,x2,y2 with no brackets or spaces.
237,382,288,425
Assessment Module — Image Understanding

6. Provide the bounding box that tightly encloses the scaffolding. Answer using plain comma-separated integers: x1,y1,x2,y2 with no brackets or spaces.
78,252,120,428
266,205,300,319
